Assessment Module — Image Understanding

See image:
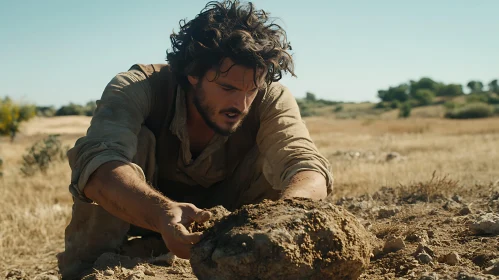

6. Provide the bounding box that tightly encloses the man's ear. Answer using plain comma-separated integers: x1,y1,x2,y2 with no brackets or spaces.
187,75,199,87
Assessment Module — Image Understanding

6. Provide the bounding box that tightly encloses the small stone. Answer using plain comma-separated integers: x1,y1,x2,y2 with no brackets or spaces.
457,271,486,280
5,269,27,279
406,232,429,244
153,252,176,265
468,213,499,235
104,269,115,276
383,237,406,253
443,252,460,265
484,261,499,275
414,243,435,258
426,230,435,238
378,207,400,219
452,194,463,203
417,253,433,264
443,200,460,211
144,269,155,276
458,206,472,216
420,272,439,280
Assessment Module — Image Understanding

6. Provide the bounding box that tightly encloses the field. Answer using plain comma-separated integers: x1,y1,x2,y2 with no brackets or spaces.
1,115,498,279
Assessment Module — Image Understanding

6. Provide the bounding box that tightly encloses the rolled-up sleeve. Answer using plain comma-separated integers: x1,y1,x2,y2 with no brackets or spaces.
67,69,152,202
257,83,333,194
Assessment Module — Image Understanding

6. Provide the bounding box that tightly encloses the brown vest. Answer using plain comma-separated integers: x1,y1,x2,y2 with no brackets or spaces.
128,64,264,203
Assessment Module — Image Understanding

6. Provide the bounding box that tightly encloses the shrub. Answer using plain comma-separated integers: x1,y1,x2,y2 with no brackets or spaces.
413,89,435,106
55,103,85,116
398,102,412,118
20,134,69,176
0,98,36,136
334,105,343,112
391,100,401,109
445,102,493,119
36,106,57,117
443,101,457,110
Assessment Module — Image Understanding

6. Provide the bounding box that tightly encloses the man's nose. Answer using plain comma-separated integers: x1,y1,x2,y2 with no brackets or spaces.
232,92,249,113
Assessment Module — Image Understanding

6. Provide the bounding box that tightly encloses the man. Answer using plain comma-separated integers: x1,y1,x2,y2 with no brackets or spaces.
57,0,333,278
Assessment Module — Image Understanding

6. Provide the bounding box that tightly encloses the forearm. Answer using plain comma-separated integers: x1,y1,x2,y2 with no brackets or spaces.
84,161,172,233
281,170,328,200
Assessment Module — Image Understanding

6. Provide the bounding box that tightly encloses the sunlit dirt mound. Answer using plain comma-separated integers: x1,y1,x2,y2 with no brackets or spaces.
190,198,372,280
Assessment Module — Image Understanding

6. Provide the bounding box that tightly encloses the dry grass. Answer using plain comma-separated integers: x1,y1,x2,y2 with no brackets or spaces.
1,115,499,275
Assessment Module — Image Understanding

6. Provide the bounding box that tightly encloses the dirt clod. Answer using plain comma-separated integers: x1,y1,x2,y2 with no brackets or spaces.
417,252,433,264
190,198,372,280
442,252,461,266
468,213,499,235
383,236,406,253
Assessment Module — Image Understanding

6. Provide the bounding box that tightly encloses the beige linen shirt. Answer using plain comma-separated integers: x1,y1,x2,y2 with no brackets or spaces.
67,67,333,201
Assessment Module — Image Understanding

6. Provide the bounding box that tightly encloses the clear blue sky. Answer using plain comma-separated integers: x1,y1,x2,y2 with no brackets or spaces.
1,0,498,107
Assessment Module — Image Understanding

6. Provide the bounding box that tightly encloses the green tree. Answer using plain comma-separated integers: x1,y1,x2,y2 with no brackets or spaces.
305,92,316,102
437,84,464,96
413,89,435,106
409,77,441,97
55,103,85,116
467,80,484,94
378,84,409,102
488,79,498,93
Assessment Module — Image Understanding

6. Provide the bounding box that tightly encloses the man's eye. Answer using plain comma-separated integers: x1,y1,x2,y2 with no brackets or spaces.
222,87,233,91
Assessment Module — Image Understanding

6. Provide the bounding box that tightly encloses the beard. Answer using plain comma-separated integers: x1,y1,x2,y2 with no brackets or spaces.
192,84,249,136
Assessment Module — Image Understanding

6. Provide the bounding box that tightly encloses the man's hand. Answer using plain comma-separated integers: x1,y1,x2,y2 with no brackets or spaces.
84,162,213,260
159,202,212,259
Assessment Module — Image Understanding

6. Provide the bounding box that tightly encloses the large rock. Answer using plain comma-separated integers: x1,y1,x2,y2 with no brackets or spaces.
190,198,372,280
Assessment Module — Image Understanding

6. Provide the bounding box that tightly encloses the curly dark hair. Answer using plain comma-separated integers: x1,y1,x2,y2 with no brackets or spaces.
166,0,295,90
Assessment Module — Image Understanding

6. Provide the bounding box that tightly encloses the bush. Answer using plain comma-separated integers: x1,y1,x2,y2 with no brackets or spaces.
445,102,494,119
413,89,435,106
0,97,36,136
20,134,69,176
443,101,457,110
493,105,499,115
36,106,57,117
334,105,343,112
374,102,389,109
391,100,401,109
55,103,85,116
399,102,412,118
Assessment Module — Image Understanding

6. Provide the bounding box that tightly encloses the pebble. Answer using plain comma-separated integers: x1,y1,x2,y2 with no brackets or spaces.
443,252,460,265
452,194,463,203
457,271,486,280
415,243,435,257
104,269,115,276
5,269,26,278
383,237,406,253
417,252,433,264
154,252,177,265
458,205,473,216
378,207,400,219
420,272,439,280
144,269,155,276
468,213,499,235
484,261,499,276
